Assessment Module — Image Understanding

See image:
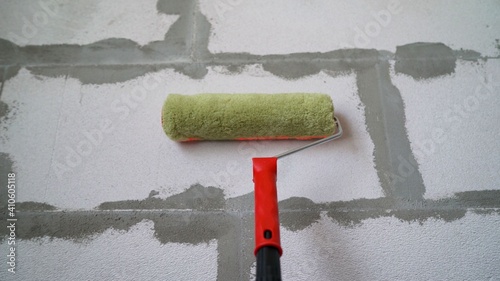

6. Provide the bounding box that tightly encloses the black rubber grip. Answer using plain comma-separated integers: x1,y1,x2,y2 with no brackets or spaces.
256,246,282,281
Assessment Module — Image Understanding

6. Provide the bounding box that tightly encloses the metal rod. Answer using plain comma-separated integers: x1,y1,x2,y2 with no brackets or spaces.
275,117,343,159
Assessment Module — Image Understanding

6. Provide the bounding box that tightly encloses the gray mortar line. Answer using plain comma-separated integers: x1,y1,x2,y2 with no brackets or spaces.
0,47,496,73
216,215,242,281
184,0,198,57
356,61,426,201
0,56,382,67
0,53,500,69
12,206,500,215
13,60,192,67
8,186,500,215
0,55,445,66
189,0,199,61
3,195,499,281
1,56,499,69
2,206,498,243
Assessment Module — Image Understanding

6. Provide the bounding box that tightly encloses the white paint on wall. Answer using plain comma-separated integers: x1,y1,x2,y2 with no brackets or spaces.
0,67,382,209
392,60,500,199
0,220,218,281
201,0,500,56
279,212,500,280
0,0,177,46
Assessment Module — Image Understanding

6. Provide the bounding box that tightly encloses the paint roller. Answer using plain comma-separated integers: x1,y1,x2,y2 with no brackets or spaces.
162,93,343,280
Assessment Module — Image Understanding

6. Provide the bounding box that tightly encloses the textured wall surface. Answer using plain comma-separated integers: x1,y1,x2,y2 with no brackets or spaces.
0,0,499,280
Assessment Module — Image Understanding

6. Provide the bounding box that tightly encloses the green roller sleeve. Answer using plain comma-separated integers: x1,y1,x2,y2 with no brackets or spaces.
161,93,336,141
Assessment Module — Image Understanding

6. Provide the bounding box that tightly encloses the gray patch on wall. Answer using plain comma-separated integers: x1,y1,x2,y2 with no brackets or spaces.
98,184,225,210
28,65,170,85
18,202,57,211
0,39,19,66
279,197,321,231
395,42,456,79
0,66,23,129
0,66,21,84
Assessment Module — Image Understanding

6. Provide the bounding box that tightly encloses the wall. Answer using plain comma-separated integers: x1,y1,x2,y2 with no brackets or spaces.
0,0,499,280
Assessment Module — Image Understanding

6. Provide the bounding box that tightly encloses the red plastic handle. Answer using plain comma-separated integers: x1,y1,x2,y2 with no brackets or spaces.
253,157,282,256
